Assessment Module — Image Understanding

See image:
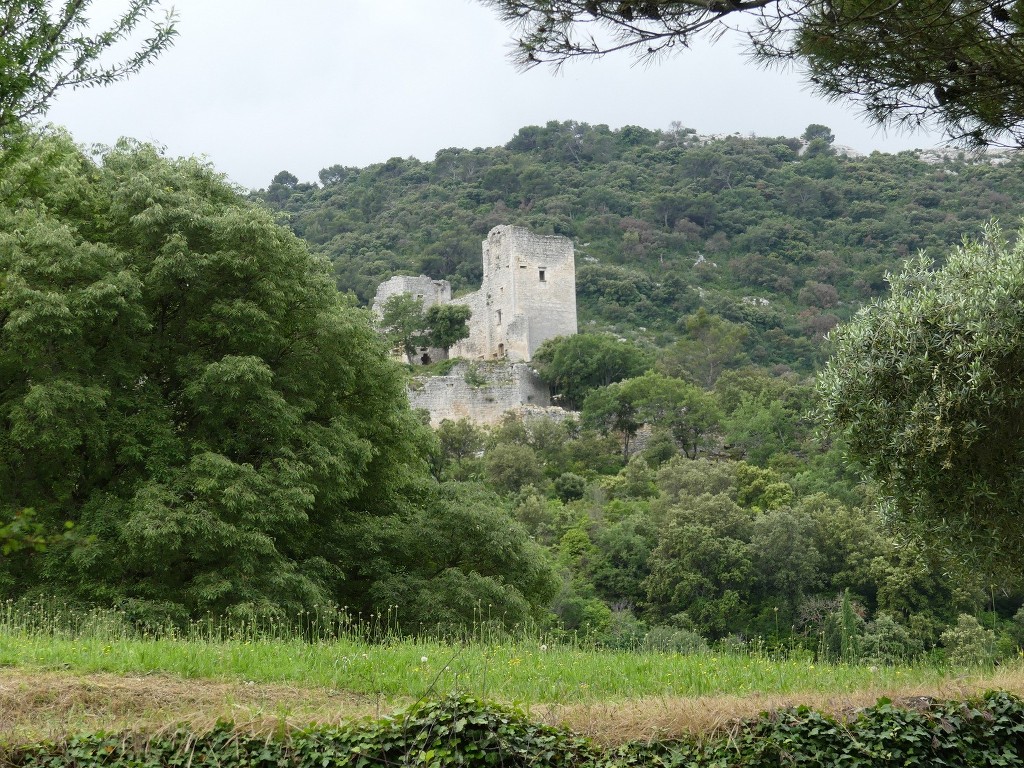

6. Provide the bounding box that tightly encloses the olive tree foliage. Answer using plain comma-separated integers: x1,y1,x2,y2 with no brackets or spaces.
482,0,1024,147
818,225,1024,581
0,1,176,142
0,133,429,617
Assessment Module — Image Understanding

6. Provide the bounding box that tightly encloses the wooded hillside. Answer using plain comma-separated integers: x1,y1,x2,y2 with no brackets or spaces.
244,125,1024,657
258,121,1024,371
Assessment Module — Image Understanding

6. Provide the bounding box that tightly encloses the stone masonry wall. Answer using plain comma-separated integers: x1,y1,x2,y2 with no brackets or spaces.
500,225,577,360
372,275,451,313
447,289,490,361
409,361,551,427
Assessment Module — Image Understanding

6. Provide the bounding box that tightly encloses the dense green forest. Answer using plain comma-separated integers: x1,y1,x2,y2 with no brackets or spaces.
4,120,1024,665
247,122,1024,663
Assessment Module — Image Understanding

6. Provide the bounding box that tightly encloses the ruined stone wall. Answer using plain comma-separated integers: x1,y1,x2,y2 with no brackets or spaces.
371,275,452,364
371,275,451,315
481,226,523,359
408,361,551,427
447,289,489,360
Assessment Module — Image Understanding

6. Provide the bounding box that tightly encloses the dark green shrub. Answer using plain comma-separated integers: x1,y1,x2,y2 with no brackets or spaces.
554,472,587,502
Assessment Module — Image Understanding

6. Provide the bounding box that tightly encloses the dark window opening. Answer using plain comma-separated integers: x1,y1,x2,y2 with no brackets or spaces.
539,269,546,282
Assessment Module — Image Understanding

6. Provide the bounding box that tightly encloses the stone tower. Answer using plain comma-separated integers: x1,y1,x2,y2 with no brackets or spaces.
371,225,577,365
449,225,576,361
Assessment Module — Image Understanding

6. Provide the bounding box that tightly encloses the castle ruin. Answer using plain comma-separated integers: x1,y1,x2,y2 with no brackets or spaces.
372,225,577,426
374,225,577,364
372,275,452,365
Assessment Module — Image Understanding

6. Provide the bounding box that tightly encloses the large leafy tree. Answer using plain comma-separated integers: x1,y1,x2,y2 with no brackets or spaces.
375,297,471,360
583,371,719,460
482,0,1024,147
645,492,754,635
533,333,651,410
818,225,1024,581
338,482,558,627
424,303,471,353
377,293,428,359
1,1,176,143
0,133,428,617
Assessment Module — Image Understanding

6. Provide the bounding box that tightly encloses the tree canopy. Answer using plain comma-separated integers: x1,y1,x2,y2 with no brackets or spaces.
376,296,471,359
0,132,557,623
818,224,1024,580
582,371,719,460
0,133,421,616
378,293,429,358
0,1,176,143
481,0,1024,147
533,333,651,409
424,303,472,352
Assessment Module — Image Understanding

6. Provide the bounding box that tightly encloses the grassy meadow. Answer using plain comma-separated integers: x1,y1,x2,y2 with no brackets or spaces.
0,601,1018,745
0,628,946,702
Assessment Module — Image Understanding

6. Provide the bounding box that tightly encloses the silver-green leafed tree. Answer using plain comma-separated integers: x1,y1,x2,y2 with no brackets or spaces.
0,132,430,619
818,224,1024,581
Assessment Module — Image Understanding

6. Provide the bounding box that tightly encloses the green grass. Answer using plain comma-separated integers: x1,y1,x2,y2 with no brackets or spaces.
0,633,949,704
0,601,970,706
0,603,1015,750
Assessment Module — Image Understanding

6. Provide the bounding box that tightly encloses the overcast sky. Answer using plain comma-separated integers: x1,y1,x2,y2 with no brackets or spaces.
46,1,948,190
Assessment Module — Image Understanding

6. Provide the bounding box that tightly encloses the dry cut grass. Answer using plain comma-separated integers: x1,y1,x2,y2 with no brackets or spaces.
0,670,389,744
544,666,1024,744
5,667,1024,746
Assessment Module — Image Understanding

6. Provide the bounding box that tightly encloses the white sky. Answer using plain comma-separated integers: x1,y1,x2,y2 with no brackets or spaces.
46,0,947,190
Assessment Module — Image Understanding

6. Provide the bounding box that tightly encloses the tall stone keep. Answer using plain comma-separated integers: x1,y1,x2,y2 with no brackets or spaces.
372,225,577,365
450,225,576,362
